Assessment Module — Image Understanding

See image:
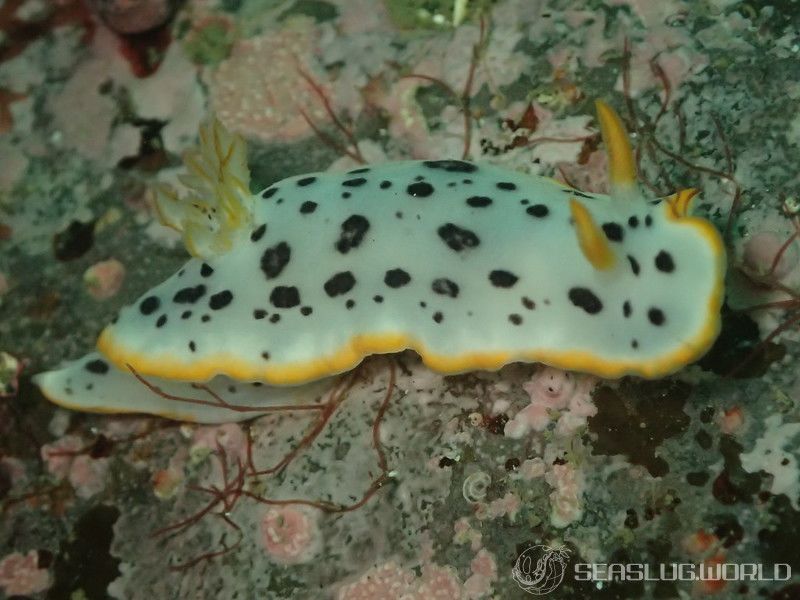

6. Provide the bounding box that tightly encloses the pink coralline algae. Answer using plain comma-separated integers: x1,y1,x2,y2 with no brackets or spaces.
453,517,482,551
41,435,84,480
41,435,109,499
151,464,183,500
463,548,498,599
337,562,413,600
545,462,586,528
517,103,594,166
336,562,462,600
190,422,246,462
83,258,126,300
67,454,110,499
558,4,705,98
504,367,597,438
475,491,521,522
49,57,118,162
0,550,51,596
259,506,322,565
517,457,546,480
556,147,609,195
717,406,745,435
417,565,467,600
46,27,145,165
209,23,334,143
369,76,432,159
189,423,248,489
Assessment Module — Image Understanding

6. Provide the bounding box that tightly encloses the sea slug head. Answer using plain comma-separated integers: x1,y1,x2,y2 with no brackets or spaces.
573,100,727,377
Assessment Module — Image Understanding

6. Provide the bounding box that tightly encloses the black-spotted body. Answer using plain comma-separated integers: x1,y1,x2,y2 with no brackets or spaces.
35,102,726,422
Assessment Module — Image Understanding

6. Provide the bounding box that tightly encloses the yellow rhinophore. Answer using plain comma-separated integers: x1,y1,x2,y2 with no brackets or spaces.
666,188,700,218
569,198,616,271
595,99,637,196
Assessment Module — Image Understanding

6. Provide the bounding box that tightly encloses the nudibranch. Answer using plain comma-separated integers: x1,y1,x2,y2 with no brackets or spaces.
35,101,726,422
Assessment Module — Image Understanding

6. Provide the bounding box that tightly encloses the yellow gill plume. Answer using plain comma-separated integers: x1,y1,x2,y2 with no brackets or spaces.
595,100,638,199
569,198,616,271
154,117,253,259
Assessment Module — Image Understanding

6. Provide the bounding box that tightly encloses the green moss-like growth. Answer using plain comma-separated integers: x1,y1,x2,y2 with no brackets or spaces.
182,18,236,66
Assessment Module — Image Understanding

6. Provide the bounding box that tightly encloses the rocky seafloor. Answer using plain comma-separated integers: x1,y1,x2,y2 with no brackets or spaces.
1,0,800,598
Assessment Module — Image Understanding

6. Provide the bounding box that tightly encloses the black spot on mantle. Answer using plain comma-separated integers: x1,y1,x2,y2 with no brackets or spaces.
384,268,411,288
250,223,267,242
85,359,109,375
648,307,666,326
209,290,233,310
627,255,641,276
261,241,291,279
406,182,434,197
568,287,603,314
300,201,318,214
437,223,480,252
655,250,675,273
173,285,206,304
602,222,624,242
526,204,549,218
270,285,301,308
489,269,519,288
324,271,356,297
431,278,459,298
139,296,160,315
623,300,632,318
423,159,477,173
336,215,370,254
466,196,492,208
489,270,518,288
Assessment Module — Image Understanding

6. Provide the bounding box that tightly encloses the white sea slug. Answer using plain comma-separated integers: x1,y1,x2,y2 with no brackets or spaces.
34,101,726,422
